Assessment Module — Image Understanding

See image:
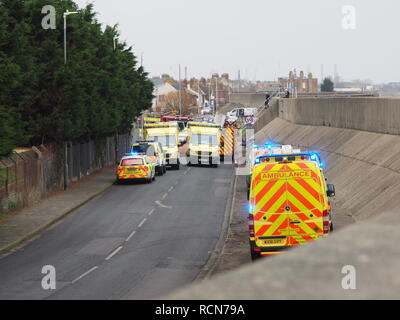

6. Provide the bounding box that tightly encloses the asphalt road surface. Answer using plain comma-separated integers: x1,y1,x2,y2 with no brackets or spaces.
0,163,233,299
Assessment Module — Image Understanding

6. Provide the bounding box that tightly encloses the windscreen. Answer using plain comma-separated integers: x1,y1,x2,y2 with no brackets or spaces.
191,133,218,145
131,144,155,156
177,121,185,131
131,144,148,153
150,135,177,147
121,158,143,166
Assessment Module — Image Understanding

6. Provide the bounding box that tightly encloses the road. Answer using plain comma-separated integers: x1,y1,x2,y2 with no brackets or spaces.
0,164,233,299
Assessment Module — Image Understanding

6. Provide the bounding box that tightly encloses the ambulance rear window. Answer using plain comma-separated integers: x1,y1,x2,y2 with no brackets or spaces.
121,158,143,166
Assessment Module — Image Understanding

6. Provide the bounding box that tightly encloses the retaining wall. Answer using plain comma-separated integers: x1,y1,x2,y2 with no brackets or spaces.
168,95,400,299
169,118,400,299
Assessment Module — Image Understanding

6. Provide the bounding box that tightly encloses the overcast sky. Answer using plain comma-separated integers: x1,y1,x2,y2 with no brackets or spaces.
74,0,399,83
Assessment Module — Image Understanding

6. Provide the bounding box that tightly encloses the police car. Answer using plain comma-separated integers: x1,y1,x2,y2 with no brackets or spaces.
116,154,156,183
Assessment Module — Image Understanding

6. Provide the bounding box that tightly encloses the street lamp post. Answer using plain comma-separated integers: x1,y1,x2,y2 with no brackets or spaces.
63,10,78,64
63,10,78,190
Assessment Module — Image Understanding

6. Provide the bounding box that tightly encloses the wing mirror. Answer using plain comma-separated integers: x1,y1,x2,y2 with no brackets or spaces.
327,184,335,197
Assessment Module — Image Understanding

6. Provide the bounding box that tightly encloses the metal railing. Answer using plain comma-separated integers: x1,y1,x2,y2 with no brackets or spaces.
0,133,130,215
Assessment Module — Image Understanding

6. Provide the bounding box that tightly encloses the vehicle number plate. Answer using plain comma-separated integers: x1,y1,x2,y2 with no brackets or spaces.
263,239,285,246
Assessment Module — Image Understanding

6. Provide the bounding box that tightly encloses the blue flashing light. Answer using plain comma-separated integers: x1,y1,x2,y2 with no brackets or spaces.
265,143,273,150
319,162,325,168
248,204,254,213
252,144,259,150
310,153,318,161
255,157,261,164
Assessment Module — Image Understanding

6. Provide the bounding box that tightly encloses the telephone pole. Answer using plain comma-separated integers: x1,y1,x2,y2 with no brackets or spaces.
238,70,241,93
178,64,182,115
215,77,218,116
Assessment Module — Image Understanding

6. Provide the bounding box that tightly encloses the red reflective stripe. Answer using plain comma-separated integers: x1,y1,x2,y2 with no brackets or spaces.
279,164,293,171
257,183,287,218
295,178,321,202
255,179,278,205
287,200,321,235
255,225,269,236
296,162,309,170
289,236,300,245
262,164,277,171
286,183,317,212
272,218,289,235
255,204,285,236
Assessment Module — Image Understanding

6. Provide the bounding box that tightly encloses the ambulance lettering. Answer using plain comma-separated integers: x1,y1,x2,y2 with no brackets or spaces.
260,171,311,180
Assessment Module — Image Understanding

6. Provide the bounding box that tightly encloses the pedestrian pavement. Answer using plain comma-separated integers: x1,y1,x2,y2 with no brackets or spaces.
0,166,115,256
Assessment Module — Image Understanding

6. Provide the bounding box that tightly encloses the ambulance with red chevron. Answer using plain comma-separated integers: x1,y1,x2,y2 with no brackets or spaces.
248,147,335,260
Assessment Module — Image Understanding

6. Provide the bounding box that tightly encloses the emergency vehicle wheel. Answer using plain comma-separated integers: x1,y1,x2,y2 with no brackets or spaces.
251,250,261,261
163,165,167,174
157,166,164,176
245,175,251,188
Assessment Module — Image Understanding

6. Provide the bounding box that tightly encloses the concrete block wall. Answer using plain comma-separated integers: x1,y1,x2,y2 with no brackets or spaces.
229,93,266,108
280,97,400,135
253,98,280,133
231,93,400,135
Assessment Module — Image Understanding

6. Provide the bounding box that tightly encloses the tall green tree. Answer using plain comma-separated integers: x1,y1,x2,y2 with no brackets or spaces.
321,77,334,92
0,0,154,156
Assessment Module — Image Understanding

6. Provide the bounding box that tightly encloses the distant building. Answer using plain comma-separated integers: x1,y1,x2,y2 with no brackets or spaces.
150,77,178,112
151,73,233,112
221,73,229,80
186,83,206,110
279,71,319,94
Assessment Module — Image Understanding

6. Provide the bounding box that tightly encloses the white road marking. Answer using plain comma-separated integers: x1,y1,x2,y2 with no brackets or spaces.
138,218,147,228
155,200,172,209
161,193,168,200
148,208,155,216
125,230,137,242
168,186,174,192
105,246,123,260
71,266,98,284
